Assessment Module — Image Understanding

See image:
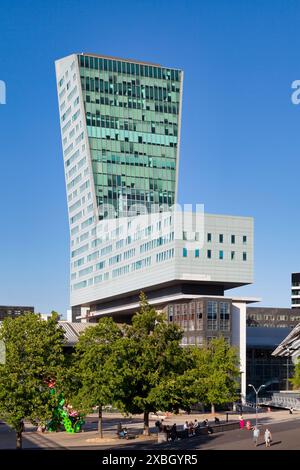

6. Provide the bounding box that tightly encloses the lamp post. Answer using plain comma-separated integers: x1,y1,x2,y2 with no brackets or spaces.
285,348,291,391
248,383,265,427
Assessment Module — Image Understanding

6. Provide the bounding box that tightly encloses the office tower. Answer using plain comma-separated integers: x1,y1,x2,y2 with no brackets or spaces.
56,54,255,400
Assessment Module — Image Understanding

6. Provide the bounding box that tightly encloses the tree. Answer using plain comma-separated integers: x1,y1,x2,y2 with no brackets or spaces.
290,358,300,389
67,317,122,438
184,337,240,413
0,312,65,448
112,293,190,435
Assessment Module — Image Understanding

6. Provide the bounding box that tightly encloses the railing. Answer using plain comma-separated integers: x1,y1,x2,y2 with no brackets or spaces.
258,394,300,410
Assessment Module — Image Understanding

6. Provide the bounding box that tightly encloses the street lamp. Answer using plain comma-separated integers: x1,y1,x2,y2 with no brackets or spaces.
248,383,265,427
285,348,291,391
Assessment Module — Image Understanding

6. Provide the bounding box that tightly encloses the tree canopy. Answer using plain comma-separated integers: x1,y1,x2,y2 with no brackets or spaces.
66,317,123,437
0,312,65,448
290,357,300,389
111,293,191,434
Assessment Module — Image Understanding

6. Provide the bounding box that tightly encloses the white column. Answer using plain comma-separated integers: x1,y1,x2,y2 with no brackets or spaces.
231,301,247,403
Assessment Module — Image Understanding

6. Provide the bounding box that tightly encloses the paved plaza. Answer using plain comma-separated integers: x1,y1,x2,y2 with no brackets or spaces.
1,409,300,450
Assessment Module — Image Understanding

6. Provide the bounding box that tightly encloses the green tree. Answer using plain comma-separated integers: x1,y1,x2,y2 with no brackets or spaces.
0,312,65,448
67,317,122,438
290,358,300,389
189,337,240,413
112,293,190,435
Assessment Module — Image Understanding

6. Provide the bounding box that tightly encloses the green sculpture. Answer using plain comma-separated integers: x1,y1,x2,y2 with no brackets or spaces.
46,382,84,433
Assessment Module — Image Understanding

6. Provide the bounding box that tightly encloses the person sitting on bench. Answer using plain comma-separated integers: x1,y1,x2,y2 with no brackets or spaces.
117,422,128,438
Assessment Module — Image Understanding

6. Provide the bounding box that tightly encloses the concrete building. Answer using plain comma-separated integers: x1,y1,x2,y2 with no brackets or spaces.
291,273,300,309
55,53,256,400
0,305,34,321
246,306,300,329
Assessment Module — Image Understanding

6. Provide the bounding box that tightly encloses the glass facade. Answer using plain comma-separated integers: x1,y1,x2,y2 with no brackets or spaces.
246,348,292,395
78,54,183,218
167,298,231,345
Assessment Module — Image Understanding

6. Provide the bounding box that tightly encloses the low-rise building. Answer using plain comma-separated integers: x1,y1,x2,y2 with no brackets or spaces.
246,306,300,329
0,305,34,321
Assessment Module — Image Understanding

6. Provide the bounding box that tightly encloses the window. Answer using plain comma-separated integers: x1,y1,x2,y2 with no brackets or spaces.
292,290,300,296
207,301,218,330
243,235,247,244
207,233,212,242
220,302,230,331
264,315,274,321
183,248,187,257
278,315,288,321
219,250,224,260
231,251,235,260
168,307,173,322
219,234,223,243
195,249,200,258
243,252,247,261
207,249,211,259
183,231,187,240
231,235,235,244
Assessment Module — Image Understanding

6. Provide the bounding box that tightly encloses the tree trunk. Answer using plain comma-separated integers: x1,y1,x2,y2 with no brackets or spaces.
143,411,150,436
16,419,24,449
98,405,103,438
211,403,215,415
16,432,22,450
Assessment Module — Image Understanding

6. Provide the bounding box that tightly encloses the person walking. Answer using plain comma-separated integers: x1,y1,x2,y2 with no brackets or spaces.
183,421,189,438
170,423,177,441
252,426,260,447
239,415,245,429
264,428,272,447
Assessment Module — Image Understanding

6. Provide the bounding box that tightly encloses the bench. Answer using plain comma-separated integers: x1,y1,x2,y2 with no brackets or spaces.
117,431,136,440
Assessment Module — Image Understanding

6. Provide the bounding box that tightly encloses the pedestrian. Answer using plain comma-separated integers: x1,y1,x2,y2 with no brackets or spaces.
170,423,177,441
252,426,260,447
239,415,245,429
289,407,293,415
188,421,195,436
155,419,164,432
165,424,171,441
264,428,272,447
183,421,189,438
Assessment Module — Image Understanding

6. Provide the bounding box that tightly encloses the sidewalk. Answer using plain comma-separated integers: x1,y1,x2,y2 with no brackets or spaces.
1,409,299,449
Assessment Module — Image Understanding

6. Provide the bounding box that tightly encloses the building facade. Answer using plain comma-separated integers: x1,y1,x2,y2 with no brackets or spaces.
55,53,253,319
0,305,34,321
246,306,300,329
246,305,300,395
246,327,292,395
291,273,300,308
55,53,256,401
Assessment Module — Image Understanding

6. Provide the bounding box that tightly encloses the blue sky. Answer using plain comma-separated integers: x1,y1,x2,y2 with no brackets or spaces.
0,0,299,315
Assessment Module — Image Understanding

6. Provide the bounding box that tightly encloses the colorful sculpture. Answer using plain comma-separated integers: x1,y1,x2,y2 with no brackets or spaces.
46,380,84,433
